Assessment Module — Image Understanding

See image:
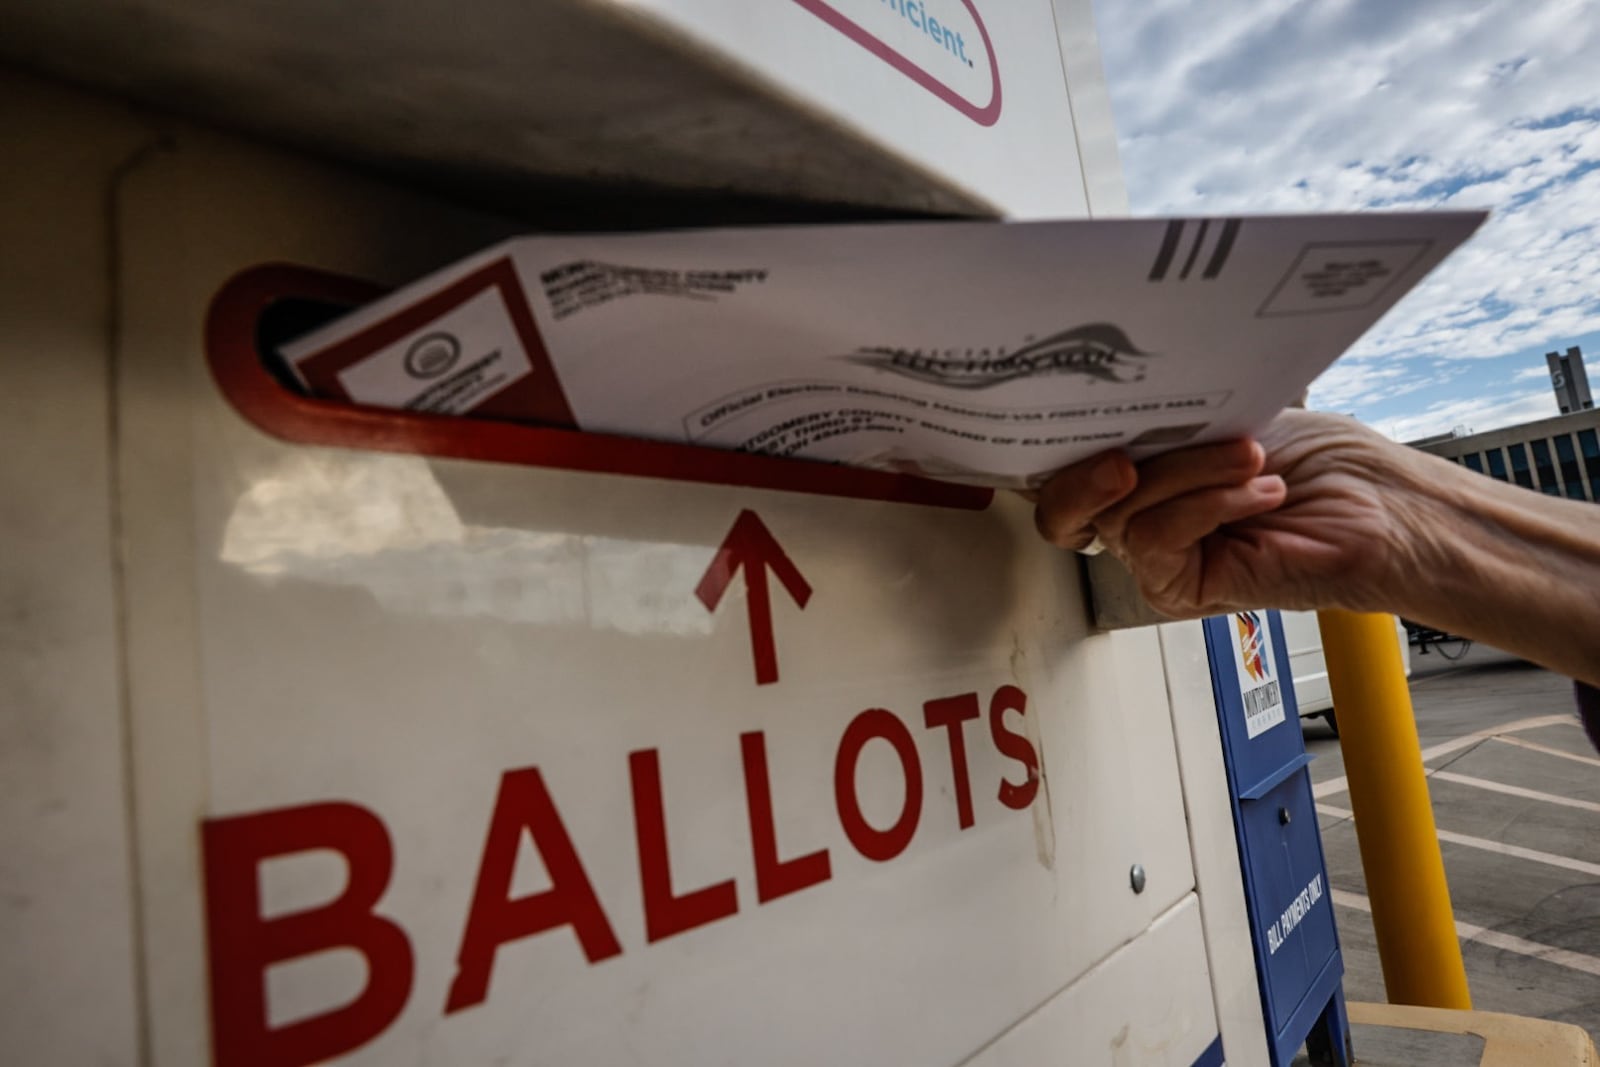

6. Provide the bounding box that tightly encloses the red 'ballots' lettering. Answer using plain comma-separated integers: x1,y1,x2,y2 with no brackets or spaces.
741,731,832,903
922,692,981,829
834,708,924,861
446,768,622,1013
990,684,1040,810
202,802,414,1067
201,682,1040,1049
631,749,740,942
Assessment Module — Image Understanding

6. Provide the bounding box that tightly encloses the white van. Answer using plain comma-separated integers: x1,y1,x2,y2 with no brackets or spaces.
1281,611,1411,735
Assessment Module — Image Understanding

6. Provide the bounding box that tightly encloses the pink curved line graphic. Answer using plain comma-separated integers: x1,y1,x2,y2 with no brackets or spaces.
790,0,1002,127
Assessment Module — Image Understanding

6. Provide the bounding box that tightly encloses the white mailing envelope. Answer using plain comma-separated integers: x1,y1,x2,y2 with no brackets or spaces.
280,213,1484,487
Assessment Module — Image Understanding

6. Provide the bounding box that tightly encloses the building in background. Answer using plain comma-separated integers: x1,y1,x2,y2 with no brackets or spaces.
1411,406,1600,503
1548,345,1594,415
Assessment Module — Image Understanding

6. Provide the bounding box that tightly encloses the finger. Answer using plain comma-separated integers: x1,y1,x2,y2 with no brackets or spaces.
1123,476,1288,561
1033,451,1137,549
1095,439,1265,548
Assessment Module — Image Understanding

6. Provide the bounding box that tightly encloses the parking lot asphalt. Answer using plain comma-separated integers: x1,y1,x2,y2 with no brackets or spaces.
1303,642,1600,1046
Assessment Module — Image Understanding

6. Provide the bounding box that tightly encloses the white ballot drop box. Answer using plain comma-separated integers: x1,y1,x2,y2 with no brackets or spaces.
0,1,1326,1059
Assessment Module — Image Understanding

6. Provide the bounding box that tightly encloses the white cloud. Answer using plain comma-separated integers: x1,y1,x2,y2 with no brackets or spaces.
1094,0,1600,425
1307,358,1453,412
1374,389,1562,443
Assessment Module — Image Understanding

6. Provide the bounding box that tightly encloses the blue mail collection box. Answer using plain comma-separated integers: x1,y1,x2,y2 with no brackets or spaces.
1203,611,1351,1067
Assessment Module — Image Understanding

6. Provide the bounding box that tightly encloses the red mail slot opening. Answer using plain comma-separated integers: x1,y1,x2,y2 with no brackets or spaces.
205,263,991,510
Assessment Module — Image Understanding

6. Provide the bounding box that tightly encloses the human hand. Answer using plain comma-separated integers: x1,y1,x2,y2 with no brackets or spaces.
1033,409,1424,619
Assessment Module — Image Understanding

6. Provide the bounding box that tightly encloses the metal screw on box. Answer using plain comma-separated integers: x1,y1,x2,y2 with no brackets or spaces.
1129,864,1146,894
1279,807,1292,826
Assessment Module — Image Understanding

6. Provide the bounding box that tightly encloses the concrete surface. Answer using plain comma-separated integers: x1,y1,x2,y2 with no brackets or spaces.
1303,642,1600,1050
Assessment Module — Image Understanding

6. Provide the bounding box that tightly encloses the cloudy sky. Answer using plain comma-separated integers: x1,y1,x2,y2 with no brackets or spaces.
1093,0,1600,440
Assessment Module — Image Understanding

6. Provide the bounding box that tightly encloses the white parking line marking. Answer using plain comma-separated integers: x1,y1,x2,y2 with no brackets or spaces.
1316,803,1600,878
1312,714,1575,799
1332,888,1600,979
1429,771,1600,814
1491,734,1600,769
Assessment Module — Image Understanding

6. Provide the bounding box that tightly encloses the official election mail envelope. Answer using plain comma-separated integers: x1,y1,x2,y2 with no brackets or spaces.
279,213,1485,487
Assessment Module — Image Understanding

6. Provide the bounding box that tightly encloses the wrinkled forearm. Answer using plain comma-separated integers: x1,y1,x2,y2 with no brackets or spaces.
1386,448,1600,686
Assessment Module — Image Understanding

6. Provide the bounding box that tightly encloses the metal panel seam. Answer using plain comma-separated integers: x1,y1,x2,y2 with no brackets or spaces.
950,892,1209,1066
106,131,178,1067
1043,0,1100,220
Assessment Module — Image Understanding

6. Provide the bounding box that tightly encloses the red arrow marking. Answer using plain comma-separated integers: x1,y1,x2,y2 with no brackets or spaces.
695,510,812,686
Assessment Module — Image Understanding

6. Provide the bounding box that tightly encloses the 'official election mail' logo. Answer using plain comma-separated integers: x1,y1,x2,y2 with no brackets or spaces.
845,324,1153,390
1235,611,1271,684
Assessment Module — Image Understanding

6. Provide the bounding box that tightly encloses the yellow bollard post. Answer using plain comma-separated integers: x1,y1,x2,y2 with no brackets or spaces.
1317,609,1472,1009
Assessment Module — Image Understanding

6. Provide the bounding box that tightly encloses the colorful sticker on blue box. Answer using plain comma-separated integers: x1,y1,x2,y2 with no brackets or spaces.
1232,610,1285,739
